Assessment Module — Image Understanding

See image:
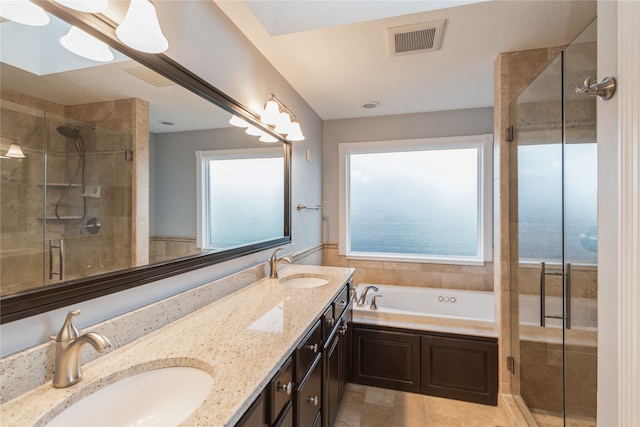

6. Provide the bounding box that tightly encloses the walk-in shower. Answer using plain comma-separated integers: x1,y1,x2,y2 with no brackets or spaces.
54,125,94,222
508,19,598,426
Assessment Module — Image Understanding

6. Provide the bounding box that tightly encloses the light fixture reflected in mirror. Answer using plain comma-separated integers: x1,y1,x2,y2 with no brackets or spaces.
258,132,278,143
60,26,114,62
0,0,50,26
0,142,26,159
53,0,108,13
115,0,168,54
245,125,262,136
229,115,249,128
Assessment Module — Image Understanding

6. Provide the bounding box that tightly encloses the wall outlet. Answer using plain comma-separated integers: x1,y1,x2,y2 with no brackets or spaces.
306,148,310,162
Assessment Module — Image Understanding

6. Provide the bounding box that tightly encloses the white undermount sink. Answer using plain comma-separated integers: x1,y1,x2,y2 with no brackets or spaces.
279,274,330,289
45,367,213,427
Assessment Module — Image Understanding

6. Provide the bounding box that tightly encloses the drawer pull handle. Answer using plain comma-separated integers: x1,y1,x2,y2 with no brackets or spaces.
307,395,319,406
327,318,335,327
336,300,347,307
305,343,319,353
339,325,348,335
277,381,293,395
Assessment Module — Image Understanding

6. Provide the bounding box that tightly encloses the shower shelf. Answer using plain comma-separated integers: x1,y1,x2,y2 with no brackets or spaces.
37,216,83,221
39,183,81,188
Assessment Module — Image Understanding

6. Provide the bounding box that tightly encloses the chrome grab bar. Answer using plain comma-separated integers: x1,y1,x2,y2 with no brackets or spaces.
49,239,64,281
539,261,571,329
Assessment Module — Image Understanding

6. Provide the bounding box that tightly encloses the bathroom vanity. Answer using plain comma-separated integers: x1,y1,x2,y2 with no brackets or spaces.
0,265,355,427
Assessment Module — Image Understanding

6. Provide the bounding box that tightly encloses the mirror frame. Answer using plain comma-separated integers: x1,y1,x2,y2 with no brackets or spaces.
0,1,292,324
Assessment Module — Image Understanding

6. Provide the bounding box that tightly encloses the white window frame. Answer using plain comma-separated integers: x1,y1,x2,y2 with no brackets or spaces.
196,147,283,250
338,134,493,265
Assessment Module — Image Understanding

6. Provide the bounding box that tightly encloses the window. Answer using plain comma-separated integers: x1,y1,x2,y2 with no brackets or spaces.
196,148,284,250
338,135,492,264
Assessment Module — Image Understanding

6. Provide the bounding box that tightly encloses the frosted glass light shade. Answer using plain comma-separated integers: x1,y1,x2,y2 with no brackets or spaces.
115,0,168,54
60,26,114,62
258,132,278,143
273,112,292,134
5,144,26,158
0,0,50,26
245,125,262,136
286,121,305,141
53,0,108,13
261,100,280,126
229,115,249,128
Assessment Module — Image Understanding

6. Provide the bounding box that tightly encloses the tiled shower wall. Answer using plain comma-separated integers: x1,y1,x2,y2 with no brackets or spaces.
0,89,146,295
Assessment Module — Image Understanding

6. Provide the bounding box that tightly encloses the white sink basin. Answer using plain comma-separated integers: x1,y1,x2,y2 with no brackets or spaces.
279,274,330,289
46,367,213,427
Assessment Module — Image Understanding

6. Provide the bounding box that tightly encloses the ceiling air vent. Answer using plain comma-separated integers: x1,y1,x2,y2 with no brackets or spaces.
387,19,446,57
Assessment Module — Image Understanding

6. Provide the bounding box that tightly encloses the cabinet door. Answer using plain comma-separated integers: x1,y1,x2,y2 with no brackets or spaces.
236,391,267,427
273,402,293,427
351,326,421,393
323,321,343,427
270,357,293,424
295,356,322,427
421,335,498,405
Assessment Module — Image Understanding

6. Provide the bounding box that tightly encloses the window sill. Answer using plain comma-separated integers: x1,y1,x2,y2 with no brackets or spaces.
345,253,487,267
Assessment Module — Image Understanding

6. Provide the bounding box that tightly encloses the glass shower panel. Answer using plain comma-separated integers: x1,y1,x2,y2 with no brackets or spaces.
562,19,598,423
0,98,47,295
509,53,566,419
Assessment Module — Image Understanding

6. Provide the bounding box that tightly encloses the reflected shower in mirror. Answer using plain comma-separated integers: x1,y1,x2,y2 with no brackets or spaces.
0,8,287,298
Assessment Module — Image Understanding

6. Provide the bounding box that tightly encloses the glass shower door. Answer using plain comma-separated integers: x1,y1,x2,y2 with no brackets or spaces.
509,19,597,426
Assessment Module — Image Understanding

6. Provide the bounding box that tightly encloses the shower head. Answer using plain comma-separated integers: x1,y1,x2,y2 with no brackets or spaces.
56,125,95,139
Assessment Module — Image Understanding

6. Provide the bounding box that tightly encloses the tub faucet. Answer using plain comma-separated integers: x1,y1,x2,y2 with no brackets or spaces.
269,248,293,278
52,309,112,388
357,285,379,306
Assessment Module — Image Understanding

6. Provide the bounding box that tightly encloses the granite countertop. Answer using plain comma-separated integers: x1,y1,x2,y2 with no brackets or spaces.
0,265,355,427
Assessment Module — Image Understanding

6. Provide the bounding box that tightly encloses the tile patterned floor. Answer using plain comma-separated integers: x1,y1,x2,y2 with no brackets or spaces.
531,410,597,427
334,383,512,427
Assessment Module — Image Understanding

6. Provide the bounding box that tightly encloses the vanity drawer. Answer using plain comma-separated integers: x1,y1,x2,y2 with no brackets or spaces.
295,356,322,427
269,357,293,424
333,285,350,320
295,320,322,382
322,304,335,342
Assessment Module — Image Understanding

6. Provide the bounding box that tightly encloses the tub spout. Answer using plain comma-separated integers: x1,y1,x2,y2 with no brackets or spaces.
357,285,379,306
370,294,383,310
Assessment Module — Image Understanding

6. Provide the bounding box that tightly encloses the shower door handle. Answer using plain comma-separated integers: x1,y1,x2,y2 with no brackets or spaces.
539,262,546,327
565,263,571,330
49,239,64,281
539,262,571,328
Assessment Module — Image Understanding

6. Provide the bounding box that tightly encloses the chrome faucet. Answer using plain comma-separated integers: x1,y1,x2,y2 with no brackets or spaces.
357,285,379,306
269,248,293,278
52,309,112,388
370,294,383,310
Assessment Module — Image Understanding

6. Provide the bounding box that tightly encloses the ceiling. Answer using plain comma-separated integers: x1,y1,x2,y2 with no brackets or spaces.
215,0,597,120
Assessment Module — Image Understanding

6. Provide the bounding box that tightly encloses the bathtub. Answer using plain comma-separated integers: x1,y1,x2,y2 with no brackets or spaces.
353,283,497,337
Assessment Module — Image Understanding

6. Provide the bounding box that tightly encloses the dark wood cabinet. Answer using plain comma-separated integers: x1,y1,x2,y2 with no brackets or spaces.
270,357,293,424
273,402,293,427
351,324,498,405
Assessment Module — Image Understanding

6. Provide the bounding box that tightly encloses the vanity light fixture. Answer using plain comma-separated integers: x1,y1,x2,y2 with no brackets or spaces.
259,94,305,141
60,26,114,62
115,0,168,54
0,0,50,26
53,0,108,13
245,124,263,136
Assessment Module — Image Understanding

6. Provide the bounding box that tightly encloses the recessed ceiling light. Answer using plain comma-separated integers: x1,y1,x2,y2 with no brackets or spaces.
362,101,380,109
159,120,174,126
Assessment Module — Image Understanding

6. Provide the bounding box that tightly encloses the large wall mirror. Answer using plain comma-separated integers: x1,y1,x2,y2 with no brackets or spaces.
0,1,291,323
